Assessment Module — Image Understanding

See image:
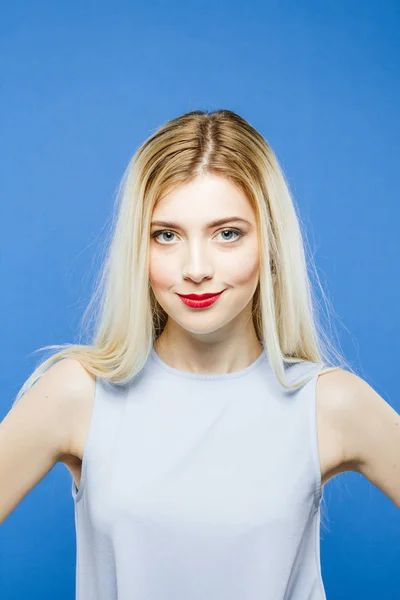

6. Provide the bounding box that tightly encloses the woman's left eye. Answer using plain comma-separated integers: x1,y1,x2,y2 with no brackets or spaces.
217,228,244,242
151,228,244,244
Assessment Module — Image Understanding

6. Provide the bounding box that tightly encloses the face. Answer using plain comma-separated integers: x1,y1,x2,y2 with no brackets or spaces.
149,173,260,342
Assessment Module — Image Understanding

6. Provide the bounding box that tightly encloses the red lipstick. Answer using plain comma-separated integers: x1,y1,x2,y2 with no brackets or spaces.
177,290,225,308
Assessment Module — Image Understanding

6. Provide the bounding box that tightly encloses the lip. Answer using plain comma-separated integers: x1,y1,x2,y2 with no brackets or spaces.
177,290,225,309
177,291,225,299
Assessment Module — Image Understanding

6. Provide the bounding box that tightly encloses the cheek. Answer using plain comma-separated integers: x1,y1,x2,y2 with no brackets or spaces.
149,251,175,290
225,245,260,286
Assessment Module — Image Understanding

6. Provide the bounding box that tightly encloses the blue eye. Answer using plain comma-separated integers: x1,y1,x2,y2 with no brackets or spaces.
151,230,176,243
217,229,243,242
151,228,244,244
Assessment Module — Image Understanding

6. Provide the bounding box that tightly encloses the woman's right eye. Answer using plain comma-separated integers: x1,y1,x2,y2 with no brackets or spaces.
151,230,176,243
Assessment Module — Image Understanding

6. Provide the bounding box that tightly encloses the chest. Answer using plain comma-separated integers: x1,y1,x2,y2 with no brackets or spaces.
62,378,345,498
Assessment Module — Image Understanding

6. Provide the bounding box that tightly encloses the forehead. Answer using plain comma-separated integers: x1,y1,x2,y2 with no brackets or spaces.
152,174,255,223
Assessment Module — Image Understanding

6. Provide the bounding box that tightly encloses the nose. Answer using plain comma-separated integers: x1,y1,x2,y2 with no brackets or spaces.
181,240,214,283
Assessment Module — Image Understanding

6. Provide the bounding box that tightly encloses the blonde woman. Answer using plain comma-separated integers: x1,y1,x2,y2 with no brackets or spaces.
1,109,399,599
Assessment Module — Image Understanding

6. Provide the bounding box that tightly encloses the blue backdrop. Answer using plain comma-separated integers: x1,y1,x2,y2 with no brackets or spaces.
1,1,399,598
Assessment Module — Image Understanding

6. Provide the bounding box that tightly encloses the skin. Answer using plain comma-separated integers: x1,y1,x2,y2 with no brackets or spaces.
149,173,264,375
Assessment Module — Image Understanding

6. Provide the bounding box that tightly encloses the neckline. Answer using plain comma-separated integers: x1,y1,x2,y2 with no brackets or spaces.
150,345,267,380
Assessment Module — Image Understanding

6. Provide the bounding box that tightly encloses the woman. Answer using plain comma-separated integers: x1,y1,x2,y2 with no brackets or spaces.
1,109,399,599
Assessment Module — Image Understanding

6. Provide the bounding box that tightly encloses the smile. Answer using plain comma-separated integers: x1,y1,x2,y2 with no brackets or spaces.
177,291,225,308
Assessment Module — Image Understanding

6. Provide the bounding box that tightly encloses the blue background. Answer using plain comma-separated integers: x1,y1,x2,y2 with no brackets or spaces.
1,1,399,598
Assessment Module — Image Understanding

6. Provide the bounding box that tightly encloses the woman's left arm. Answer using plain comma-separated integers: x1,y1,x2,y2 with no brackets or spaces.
324,369,400,509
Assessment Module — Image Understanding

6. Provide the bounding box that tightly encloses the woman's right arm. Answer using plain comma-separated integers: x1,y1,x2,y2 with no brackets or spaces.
0,358,88,524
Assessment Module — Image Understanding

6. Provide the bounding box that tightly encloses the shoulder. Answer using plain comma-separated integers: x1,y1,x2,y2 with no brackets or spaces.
31,358,96,460
315,368,357,469
316,366,397,470
43,358,96,406
316,367,400,507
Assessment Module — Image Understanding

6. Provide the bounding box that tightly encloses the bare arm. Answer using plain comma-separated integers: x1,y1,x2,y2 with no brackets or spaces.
320,368,400,509
0,358,90,524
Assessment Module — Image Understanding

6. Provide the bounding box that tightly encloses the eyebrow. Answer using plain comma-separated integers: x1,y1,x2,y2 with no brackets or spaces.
150,217,252,229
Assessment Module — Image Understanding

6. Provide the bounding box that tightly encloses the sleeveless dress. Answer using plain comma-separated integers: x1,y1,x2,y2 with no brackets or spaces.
71,345,327,599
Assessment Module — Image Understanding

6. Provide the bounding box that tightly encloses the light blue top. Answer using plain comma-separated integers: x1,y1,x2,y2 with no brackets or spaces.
72,345,326,599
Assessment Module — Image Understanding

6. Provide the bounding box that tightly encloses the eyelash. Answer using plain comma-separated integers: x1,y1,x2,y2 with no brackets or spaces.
151,228,245,244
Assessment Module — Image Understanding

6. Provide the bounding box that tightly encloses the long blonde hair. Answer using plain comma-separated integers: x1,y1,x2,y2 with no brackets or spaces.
13,109,353,405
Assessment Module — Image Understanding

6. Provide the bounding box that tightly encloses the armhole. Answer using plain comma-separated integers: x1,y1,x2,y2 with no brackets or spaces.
71,375,99,504
309,363,325,511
